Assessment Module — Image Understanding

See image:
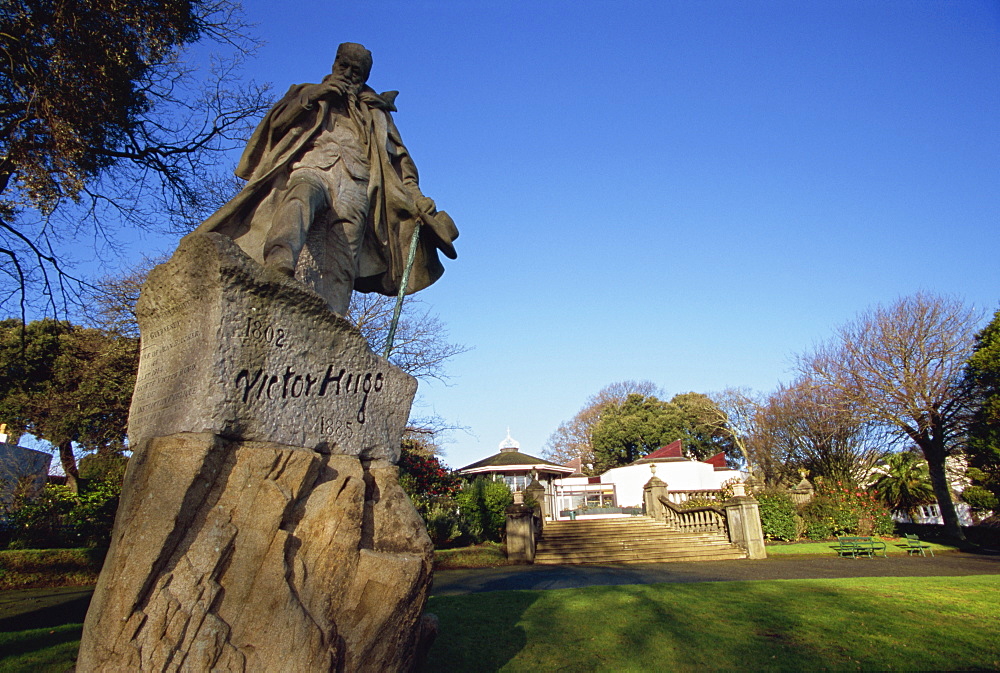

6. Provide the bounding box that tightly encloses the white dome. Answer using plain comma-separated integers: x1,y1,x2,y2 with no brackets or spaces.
498,428,520,452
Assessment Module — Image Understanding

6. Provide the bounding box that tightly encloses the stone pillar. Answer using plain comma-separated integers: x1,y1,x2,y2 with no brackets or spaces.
525,478,546,525
505,500,537,563
724,485,767,559
643,476,668,521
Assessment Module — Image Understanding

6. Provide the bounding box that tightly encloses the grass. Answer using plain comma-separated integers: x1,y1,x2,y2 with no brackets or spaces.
0,548,105,590
0,585,92,672
764,538,961,556
434,542,514,569
2,574,998,671
424,574,1000,671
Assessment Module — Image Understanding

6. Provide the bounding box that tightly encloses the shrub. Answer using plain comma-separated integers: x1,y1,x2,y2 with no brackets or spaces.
398,447,460,498
415,496,465,548
963,485,998,513
455,477,512,543
681,496,719,509
799,497,848,539
3,477,122,549
755,490,797,541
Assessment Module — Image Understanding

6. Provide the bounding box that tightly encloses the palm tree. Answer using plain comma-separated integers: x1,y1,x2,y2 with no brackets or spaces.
872,452,936,521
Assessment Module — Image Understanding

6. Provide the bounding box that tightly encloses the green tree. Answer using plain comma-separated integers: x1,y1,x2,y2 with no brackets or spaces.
1,0,269,317
590,393,684,472
0,319,137,492
799,293,982,539
964,308,1000,507
871,452,936,521
590,392,735,473
542,380,661,470
669,392,738,462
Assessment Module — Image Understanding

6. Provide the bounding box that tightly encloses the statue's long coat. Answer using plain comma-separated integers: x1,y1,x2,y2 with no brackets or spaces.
192,83,457,300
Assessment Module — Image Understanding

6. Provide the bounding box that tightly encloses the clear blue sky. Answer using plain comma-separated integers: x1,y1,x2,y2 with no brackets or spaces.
116,0,1000,469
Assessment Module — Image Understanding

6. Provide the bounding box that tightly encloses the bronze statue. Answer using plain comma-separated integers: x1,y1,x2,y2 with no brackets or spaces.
193,42,458,314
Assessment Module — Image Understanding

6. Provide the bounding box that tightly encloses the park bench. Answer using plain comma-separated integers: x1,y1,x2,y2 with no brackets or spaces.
897,534,934,557
832,536,887,559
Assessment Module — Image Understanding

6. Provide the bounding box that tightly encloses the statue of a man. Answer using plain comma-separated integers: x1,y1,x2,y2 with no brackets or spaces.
193,42,458,314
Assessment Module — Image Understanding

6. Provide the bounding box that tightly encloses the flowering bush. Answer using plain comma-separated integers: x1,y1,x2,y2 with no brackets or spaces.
799,481,894,539
397,446,461,498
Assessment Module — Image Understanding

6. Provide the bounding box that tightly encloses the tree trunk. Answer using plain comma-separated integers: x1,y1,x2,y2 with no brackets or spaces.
919,438,965,541
58,439,79,494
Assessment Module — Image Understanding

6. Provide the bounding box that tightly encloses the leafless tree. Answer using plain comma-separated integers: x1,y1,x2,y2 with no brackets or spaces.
705,388,762,474
346,294,469,383
0,0,271,320
798,292,984,538
88,256,168,338
757,377,890,484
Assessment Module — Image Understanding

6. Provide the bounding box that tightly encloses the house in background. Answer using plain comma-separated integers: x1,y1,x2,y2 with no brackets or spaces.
0,438,52,505
553,440,743,518
455,431,574,519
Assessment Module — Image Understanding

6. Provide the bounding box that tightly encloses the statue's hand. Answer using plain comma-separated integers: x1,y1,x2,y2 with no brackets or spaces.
316,76,345,100
416,196,437,215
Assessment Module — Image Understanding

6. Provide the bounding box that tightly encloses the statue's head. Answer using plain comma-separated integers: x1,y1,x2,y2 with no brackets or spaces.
333,42,373,87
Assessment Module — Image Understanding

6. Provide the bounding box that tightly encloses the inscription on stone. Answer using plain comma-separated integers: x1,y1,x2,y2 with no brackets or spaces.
126,233,416,461
241,316,287,348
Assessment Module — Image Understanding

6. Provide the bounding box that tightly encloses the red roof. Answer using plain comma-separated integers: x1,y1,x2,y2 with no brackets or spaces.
643,440,683,460
563,457,585,476
705,452,727,468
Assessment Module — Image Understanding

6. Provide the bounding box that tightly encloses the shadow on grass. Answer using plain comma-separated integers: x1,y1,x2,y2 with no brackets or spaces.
423,590,539,672
0,589,92,632
424,576,1000,671
0,623,83,660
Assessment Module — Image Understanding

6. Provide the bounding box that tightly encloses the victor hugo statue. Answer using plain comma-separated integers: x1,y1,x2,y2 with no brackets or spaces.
194,42,458,315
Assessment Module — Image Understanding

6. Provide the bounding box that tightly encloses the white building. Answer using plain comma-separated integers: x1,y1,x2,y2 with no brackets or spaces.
455,431,574,519
553,440,744,519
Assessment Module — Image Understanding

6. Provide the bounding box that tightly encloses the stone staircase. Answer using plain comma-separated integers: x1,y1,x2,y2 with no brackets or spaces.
533,516,747,565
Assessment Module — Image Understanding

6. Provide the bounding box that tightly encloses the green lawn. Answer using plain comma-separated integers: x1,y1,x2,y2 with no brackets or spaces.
0,549,105,590
425,575,1000,672
3,574,997,672
764,538,960,556
434,542,512,569
0,586,92,673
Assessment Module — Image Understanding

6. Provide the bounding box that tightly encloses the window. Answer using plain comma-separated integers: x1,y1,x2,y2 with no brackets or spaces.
501,474,531,491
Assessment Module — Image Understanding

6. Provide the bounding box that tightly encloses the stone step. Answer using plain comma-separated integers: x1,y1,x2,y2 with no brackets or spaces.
534,549,746,564
540,531,730,544
537,539,736,553
533,516,745,565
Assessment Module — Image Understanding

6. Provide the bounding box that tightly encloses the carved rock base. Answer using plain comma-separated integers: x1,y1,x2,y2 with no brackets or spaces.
78,433,433,671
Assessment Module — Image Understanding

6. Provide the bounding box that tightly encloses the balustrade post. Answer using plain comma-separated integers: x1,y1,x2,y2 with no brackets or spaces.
643,471,669,522
723,483,767,559
505,490,537,563
525,478,547,527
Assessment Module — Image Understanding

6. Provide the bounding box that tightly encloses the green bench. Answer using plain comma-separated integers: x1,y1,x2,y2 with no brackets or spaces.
897,534,934,557
832,536,887,559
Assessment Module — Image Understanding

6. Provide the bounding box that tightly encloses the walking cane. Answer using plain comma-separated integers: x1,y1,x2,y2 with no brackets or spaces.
382,219,423,359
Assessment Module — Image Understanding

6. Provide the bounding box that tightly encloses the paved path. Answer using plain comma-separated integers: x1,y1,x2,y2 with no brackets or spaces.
431,552,1000,595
